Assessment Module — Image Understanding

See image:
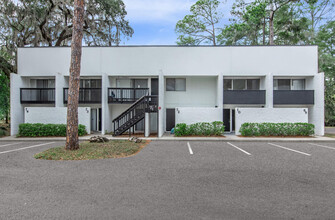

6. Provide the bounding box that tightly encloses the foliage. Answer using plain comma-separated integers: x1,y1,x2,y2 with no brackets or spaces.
0,0,133,74
175,0,223,45
18,123,87,137
0,71,9,121
239,123,315,136
34,140,147,160
174,121,225,136
218,0,305,45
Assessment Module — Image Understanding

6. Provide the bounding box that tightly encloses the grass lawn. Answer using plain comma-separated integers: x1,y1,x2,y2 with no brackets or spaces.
34,140,149,160
325,134,335,138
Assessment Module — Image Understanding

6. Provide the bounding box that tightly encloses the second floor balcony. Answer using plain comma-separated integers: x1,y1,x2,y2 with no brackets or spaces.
274,90,314,105
63,88,101,104
223,90,266,105
108,88,149,103
20,88,55,104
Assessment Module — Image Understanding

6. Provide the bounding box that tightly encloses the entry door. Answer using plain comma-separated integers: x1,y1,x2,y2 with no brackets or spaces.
91,109,97,131
223,109,230,132
151,78,158,96
133,79,148,98
166,109,175,131
232,110,235,131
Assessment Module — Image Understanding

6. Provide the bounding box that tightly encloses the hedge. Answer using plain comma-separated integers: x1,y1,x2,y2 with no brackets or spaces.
174,121,225,136
239,123,314,137
18,123,87,137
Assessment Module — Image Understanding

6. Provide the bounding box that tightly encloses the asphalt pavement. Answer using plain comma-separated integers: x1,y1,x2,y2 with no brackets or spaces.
1,140,335,219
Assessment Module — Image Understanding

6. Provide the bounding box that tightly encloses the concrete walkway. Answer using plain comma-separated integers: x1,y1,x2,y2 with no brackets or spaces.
1,134,334,142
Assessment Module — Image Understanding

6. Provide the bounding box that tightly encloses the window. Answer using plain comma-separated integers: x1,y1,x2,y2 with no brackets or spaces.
233,79,245,90
274,79,305,90
224,79,232,90
35,79,55,88
166,78,186,91
80,79,101,88
224,79,260,90
247,79,260,90
292,79,305,90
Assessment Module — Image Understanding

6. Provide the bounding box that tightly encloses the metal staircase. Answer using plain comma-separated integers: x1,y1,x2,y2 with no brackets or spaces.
112,95,158,136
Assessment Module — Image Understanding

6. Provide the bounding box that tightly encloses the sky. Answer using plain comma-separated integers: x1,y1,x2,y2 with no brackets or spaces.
121,0,236,45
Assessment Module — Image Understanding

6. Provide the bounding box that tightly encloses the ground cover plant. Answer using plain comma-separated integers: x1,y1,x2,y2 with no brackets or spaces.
18,123,87,137
174,121,225,137
34,140,148,160
239,123,315,137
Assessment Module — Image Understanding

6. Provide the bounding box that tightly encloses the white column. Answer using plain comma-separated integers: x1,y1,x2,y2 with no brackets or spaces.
148,78,152,95
145,112,150,137
158,71,164,137
310,72,325,136
217,73,223,121
55,73,66,107
265,73,273,108
101,74,108,135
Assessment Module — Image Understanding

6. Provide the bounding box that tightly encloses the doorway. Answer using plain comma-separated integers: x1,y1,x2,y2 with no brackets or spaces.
91,108,102,132
166,108,175,131
223,109,235,133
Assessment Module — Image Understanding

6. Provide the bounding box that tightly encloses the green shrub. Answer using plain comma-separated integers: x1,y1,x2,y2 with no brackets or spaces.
18,123,87,137
174,121,225,137
239,123,314,137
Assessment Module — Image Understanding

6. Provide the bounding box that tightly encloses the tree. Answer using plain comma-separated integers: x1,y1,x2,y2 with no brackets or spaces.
66,0,85,150
218,0,267,45
218,0,304,45
175,0,223,45
0,0,133,73
0,70,9,124
316,21,335,126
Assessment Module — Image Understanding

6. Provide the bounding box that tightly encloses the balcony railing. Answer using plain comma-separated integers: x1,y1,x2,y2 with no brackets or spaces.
108,88,149,103
223,90,266,104
20,88,55,104
274,90,314,105
63,88,101,104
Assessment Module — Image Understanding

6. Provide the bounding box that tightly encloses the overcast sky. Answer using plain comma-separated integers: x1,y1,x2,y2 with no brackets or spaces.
122,0,235,45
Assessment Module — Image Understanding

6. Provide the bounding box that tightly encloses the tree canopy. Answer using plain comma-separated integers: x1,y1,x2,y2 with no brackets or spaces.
175,0,223,45
0,0,133,74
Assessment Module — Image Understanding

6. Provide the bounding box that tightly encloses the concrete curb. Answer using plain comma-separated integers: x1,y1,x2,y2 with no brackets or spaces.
1,136,334,142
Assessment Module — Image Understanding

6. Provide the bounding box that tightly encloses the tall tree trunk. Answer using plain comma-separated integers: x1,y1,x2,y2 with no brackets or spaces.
66,0,85,150
269,3,274,45
263,17,266,45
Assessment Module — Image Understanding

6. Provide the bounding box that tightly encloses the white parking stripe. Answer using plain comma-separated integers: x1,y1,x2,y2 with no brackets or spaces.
187,142,193,155
227,142,252,156
0,142,55,155
268,143,311,156
309,143,335,150
0,143,21,148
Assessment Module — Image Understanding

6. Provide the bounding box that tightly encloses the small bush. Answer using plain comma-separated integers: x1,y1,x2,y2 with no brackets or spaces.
239,123,314,137
174,121,225,137
18,123,87,137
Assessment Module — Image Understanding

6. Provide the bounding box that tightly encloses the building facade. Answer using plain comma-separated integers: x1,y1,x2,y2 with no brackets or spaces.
11,46,324,137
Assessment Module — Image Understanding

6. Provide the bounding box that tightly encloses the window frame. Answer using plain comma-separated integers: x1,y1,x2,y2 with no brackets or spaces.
166,78,186,91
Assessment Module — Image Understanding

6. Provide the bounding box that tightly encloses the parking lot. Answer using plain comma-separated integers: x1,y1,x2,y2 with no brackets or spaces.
1,140,335,219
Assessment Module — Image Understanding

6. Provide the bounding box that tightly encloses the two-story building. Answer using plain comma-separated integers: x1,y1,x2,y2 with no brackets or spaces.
10,46,324,137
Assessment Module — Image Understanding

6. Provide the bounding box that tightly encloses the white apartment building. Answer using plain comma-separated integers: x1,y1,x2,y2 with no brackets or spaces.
10,46,324,137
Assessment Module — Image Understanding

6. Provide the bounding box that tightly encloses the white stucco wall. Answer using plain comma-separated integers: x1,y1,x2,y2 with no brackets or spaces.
165,76,217,108
235,108,309,135
175,107,222,125
24,107,91,133
18,46,318,77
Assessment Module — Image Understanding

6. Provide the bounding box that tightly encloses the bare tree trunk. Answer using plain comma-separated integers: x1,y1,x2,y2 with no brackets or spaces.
269,3,274,45
66,0,85,150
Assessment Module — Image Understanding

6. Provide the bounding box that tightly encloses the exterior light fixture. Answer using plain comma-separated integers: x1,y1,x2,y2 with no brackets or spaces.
25,108,29,113
303,109,307,114
86,108,89,113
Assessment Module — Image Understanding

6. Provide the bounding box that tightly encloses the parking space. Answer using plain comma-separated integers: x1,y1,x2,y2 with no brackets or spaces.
2,140,335,219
